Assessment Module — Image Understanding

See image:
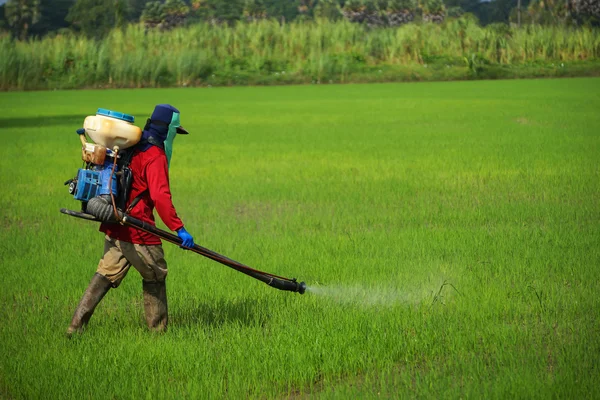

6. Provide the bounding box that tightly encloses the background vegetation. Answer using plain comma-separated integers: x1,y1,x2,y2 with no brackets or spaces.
1,18,599,90
0,0,599,90
1,0,599,41
0,78,599,398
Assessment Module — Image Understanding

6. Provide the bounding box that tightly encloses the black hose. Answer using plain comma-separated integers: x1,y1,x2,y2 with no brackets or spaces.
60,208,306,294
120,214,306,294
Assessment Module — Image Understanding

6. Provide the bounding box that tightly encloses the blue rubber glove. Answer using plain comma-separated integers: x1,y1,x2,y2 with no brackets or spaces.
177,227,194,249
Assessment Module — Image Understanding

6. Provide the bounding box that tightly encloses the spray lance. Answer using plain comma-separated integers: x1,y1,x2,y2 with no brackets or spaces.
61,109,306,295
61,208,306,294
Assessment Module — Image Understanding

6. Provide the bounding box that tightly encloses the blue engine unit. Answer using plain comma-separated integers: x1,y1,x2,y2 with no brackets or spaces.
74,161,118,202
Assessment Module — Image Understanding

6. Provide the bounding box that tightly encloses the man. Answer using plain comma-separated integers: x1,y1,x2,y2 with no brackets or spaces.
67,104,194,336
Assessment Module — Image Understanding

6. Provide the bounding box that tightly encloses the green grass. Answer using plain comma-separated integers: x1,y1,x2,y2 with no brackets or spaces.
1,19,600,90
0,78,599,398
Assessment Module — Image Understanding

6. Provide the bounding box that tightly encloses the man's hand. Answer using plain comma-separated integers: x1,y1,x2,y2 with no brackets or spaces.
177,227,194,249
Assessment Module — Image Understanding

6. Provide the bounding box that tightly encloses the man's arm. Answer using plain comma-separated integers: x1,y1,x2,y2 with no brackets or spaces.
145,154,185,233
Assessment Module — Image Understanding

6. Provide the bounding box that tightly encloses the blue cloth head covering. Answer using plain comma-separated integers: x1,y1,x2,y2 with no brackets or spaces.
139,104,181,151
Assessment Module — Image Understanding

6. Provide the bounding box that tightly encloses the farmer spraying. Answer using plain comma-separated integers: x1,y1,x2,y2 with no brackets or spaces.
62,106,304,336
67,104,194,336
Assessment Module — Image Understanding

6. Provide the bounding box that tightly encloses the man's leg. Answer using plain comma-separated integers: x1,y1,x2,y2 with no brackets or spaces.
120,242,168,332
66,236,131,337
66,273,112,337
142,280,168,332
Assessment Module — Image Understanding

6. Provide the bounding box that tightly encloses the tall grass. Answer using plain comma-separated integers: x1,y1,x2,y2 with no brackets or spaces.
1,19,599,90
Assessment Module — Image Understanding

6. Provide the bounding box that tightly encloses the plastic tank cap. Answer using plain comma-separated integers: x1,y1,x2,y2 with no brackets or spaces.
97,108,135,123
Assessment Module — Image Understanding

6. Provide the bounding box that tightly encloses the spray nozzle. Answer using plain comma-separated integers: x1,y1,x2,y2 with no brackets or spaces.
266,277,306,294
298,281,307,294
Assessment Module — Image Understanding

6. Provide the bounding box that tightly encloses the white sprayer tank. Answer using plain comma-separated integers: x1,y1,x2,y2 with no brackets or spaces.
83,109,142,150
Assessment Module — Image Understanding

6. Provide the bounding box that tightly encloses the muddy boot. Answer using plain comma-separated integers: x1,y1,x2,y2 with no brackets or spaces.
66,273,112,337
143,280,168,332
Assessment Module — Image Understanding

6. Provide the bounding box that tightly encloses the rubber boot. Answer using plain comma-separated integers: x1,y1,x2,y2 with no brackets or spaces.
142,280,168,332
66,273,112,337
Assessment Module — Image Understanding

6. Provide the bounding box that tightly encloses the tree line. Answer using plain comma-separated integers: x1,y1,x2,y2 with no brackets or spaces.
1,0,598,40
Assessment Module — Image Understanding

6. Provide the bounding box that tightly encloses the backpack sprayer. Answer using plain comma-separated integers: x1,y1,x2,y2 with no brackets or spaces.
61,108,306,295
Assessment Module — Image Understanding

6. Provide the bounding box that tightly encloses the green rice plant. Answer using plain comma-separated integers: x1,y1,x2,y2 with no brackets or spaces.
0,78,598,398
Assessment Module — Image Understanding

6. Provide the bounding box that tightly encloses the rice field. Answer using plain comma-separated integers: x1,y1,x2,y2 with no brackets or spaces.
0,78,599,398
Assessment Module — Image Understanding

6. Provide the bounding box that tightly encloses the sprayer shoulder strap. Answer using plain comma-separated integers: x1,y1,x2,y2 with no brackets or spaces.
115,147,146,213
126,146,143,213
119,148,136,167
126,190,148,213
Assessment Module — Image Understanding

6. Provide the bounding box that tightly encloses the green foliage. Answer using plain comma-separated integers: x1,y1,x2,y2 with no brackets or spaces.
342,0,363,12
527,0,564,25
342,0,429,26
463,52,489,76
142,0,190,28
442,0,513,25
2,0,597,39
162,0,190,28
314,0,343,20
164,0,189,16
420,0,445,23
388,0,417,12
524,0,599,26
244,0,268,20
127,0,148,20
28,0,74,37
440,0,478,15
194,0,245,24
297,0,317,16
0,19,599,90
141,1,165,25
66,0,128,38
4,0,41,39
174,0,300,24
263,0,301,22
421,0,444,14
446,5,464,17
341,0,384,26
487,21,512,37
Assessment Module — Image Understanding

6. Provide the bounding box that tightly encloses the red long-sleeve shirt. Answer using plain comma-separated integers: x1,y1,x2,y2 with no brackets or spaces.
100,146,184,245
